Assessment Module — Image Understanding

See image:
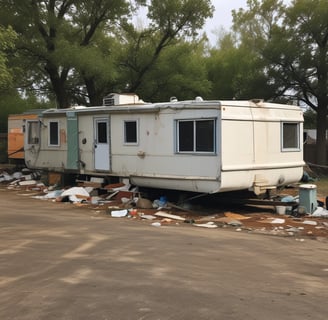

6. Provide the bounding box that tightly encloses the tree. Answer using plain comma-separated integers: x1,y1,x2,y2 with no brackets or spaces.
117,0,214,95
0,26,16,91
130,39,212,101
232,0,328,164
206,31,278,100
0,0,213,107
0,0,131,108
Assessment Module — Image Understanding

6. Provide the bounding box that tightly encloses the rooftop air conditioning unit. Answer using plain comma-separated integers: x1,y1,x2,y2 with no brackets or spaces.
103,93,140,106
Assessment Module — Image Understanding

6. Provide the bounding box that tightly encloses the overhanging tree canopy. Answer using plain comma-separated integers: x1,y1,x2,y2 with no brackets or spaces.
232,0,328,165
0,0,214,108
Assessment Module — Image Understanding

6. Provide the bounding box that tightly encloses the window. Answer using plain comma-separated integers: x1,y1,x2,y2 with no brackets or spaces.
97,121,108,143
177,119,215,153
27,121,39,144
282,122,300,150
49,121,59,146
124,120,138,144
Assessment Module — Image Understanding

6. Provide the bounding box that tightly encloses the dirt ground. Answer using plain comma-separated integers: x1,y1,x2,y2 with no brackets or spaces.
0,184,328,319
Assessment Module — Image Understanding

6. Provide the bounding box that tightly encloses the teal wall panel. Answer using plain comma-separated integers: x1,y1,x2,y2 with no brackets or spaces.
66,112,79,170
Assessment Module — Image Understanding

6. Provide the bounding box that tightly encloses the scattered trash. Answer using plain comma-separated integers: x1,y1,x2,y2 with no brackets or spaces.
297,206,307,215
312,207,328,218
140,214,157,220
224,212,250,220
151,222,161,227
303,220,318,226
285,227,301,233
129,209,138,216
19,180,37,186
271,218,285,224
227,220,243,227
136,197,153,209
111,209,128,218
61,187,90,198
152,196,167,208
91,196,102,204
154,211,186,221
193,222,218,229
2,166,328,239
32,189,63,200
275,206,286,215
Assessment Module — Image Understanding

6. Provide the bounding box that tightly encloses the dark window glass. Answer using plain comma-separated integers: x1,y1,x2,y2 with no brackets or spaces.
49,122,59,145
283,123,299,149
97,122,107,143
178,119,215,153
179,121,194,151
125,121,137,143
196,120,214,152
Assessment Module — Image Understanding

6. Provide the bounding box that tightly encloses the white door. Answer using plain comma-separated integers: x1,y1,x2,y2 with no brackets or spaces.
94,118,110,171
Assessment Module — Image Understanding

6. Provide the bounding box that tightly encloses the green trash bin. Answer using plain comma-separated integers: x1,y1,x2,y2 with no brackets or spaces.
299,184,317,214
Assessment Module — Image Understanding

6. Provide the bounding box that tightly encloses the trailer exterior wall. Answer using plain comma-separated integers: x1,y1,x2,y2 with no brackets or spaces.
8,113,39,159
110,107,222,193
23,99,304,194
219,101,304,193
25,114,68,170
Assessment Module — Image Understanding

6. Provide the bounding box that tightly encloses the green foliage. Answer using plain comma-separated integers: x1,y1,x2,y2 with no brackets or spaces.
0,26,17,91
0,0,214,107
133,40,212,101
0,0,131,107
230,0,328,164
0,91,51,133
148,0,214,38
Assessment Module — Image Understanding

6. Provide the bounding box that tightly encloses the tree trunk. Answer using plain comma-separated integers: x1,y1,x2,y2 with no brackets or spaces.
45,63,70,109
84,77,103,106
315,101,328,165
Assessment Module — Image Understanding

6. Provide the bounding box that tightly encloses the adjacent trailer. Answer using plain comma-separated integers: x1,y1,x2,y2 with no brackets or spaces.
7,110,44,161
24,96,304,194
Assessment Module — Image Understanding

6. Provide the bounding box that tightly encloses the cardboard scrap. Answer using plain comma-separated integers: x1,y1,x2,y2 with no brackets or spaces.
224,212,251,220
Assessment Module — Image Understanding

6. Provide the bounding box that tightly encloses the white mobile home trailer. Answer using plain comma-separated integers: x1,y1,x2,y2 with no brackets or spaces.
24,97,304,194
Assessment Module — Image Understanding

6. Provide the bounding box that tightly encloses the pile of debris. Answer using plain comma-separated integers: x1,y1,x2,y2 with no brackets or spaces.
1,168,44,190
1,167,328,240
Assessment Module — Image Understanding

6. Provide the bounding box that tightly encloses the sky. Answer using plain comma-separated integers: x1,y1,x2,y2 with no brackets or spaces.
204,0,248,44
204,0,292,44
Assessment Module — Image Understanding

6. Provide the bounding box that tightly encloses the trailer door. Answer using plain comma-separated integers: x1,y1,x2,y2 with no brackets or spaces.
94,117,110,171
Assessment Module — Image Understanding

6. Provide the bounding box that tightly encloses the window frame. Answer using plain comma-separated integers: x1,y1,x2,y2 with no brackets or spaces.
176,118,216,154
26,120,40,145
281,121,300,152
48,120,60,147
123,119,139,145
